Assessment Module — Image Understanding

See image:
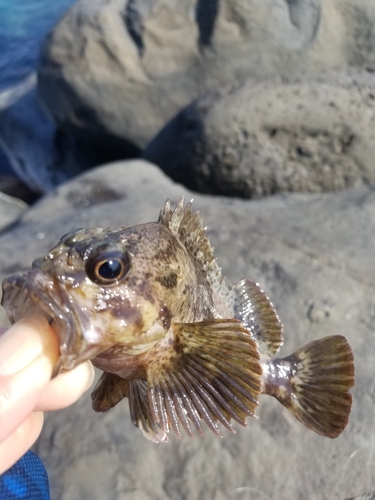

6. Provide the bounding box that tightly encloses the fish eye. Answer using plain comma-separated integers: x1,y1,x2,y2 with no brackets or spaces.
86,249,131,285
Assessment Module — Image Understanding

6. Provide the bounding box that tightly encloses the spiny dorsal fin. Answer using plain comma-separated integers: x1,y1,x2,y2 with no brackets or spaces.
158,198,225,297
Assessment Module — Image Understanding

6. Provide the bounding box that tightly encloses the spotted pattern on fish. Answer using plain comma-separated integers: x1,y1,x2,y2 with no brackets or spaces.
1,199,355,442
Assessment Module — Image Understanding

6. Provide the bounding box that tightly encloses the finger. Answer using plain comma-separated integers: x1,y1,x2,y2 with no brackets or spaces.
0,314,59,376
36,361,95,411
0,315,59,442
0,351,55,442
0,411,44,475
0,314,59,441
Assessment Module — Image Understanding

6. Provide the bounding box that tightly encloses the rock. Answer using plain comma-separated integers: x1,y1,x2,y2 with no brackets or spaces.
0,159,374,499
144,71,375,197
0,74,131,193
0,191,28,233
345,493,375,500
38,0,375,151
0,176,41,205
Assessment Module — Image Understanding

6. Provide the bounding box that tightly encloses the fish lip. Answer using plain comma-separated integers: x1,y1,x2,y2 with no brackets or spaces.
1,269,86,372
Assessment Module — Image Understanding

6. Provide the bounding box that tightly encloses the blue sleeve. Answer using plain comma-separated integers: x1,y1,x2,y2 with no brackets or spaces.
0,451,50,500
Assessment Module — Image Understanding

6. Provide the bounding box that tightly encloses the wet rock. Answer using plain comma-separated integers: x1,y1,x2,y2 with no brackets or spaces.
0,75,131,192
38,0,375,150
0,159,373,499
144,72,375,197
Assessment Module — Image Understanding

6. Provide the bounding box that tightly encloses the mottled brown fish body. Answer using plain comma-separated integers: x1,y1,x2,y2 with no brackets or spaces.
1,199,354,443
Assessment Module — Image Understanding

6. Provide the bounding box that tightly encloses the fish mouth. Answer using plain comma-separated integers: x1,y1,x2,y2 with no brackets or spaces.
1,269,97,374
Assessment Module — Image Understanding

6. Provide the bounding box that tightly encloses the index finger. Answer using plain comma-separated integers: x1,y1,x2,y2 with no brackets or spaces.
0,315,59,442
0,315,59,376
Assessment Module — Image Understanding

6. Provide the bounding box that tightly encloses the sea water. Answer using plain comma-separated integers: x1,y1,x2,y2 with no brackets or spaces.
0,0,76,91
0,0,76,173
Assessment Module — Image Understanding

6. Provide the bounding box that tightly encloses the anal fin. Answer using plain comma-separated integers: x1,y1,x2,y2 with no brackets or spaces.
263,335,355,438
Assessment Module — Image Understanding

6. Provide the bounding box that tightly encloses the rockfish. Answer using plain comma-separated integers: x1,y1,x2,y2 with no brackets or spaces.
1,199,355,442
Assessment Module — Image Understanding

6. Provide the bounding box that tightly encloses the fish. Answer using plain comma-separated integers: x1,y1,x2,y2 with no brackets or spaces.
1,199,355,443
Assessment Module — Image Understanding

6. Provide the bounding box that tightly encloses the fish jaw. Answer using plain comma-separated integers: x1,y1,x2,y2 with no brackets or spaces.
1,269,107,373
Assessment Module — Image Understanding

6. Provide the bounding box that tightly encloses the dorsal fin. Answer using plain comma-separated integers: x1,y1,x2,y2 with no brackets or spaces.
231,279,283,357
158,198,225,297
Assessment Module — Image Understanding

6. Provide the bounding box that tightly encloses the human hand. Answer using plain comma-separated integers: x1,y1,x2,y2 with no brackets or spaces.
0,314,94,474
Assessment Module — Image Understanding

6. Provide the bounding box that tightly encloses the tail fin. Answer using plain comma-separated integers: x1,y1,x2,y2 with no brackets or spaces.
263,335,354,438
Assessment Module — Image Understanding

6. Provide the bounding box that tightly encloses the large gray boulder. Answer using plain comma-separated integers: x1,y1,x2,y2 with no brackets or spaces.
38,0,375,151
144,72,375,197
0,160,374,499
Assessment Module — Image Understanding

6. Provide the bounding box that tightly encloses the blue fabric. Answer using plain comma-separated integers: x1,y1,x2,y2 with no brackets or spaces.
0,451,50,500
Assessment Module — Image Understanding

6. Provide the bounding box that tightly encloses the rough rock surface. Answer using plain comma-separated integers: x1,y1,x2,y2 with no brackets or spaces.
144,71,375,197
0,192,28,232
0,160,374,499
38,0,375,150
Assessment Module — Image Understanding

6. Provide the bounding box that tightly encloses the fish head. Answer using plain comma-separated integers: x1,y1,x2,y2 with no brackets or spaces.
1,222,195,373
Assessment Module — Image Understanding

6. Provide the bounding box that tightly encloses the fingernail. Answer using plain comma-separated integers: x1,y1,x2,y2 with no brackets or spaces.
85,361,95,390
0,314,58,376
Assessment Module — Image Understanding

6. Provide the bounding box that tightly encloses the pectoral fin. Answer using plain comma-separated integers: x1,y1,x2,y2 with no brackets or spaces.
128,379,169,443
145,319,262,440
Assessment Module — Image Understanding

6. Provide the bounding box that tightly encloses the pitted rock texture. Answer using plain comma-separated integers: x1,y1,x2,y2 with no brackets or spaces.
144,72,375,197
0,160,374,499
38,0,375,150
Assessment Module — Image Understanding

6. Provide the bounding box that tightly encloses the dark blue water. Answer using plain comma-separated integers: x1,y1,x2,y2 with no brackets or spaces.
0,0,77,175
0,0,76,92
